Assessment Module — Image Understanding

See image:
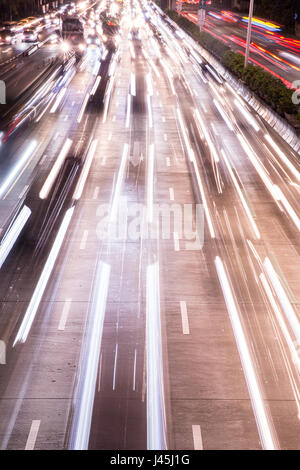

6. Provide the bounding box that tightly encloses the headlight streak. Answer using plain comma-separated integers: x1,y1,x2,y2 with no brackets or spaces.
39,138,72,200
73,139,98,200
146,262,167,450
50,87,67,113
221,149,260,239
126,93,131,128
213,99,234,131
0,141,37,200
147,143,154,223
13,206,75,346
234,98,260,132
264,134,300,183
264,257,300,347
77,92,90,124
147,94,153,128
102,74,116,124
215,256,276,450
176,108,215,238
110,143,129,222
69,261,111,450
160,60,176,95
0,206,31,270
260,273,300,376
194,109,219,163
90,75,101,96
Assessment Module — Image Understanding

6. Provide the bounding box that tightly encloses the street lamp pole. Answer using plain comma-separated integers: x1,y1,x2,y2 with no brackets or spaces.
244,0,254,68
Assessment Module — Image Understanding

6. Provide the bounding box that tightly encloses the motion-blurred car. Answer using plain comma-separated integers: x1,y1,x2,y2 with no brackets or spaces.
86,33,102,47
0,30,18,45
22,28,38,42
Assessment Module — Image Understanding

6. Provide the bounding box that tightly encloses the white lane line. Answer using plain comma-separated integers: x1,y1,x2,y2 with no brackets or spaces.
180,301,190,335
112,115,116,122
201,103,207,113
133,348,137,391
18,185,29,199
93,186,99,200
166,157,171,167
162,116,166,122
54,132,59,140
25,420,41,450
72,100,75,106
164,133,168,142
173,232,180,251
58,299,72,331
192,425,203,450
80,230,88,250
101,155,107,166
63,115,69,121
108,132,112,141
112,343,118,390
169,187,174,201
98,352,103,391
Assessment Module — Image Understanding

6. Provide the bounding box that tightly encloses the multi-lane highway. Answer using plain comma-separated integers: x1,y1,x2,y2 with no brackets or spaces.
0,0,299,450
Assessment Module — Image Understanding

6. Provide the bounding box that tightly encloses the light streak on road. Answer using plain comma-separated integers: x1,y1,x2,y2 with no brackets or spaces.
234,99,260,132
110,143,129,222
50,87,67,114
0,141,37,200
13,206,75,346
221,149,260,239
260,273,300,376
215,256,276,450
73,139,98,200
69,261,111,449
146,262,167,450
39,138,72,200
264,134,300,183
264,257,300,348
77,92,90,124
147,143,154,223
194,109,220,163
213,99,234,131
0,206,31,270
126,93,131,128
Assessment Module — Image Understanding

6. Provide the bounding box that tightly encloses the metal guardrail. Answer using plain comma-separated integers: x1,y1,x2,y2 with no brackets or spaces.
155,4,300,156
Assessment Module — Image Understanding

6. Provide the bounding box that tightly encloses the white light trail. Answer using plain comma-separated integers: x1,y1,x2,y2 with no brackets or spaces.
264,134,300,183
0,206,31,270
73,139,98,200
147,143,154,223
50,87,67,113
264,257,300,347
146,262,167,450
110,143,129,222
69,261,111,449
215,256,276,450
194,109,219,163
234,98,260,132
39,138,72,200
13,206,75,346
77,92,90,123
0,141,37,199
221,149,260,239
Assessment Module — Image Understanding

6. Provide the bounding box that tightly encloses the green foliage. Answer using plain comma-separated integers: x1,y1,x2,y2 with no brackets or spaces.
165,10,298,118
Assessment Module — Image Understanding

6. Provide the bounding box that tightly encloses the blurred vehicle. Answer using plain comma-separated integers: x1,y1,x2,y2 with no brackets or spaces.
0,30,18,45
62,16,85,54
22,28,38,42
0,21,18,31
86,33,102,47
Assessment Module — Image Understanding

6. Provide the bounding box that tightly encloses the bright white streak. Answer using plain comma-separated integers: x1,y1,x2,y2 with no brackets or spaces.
221,149,260,239
215,256,276,450
0,141,37,199
146,262,167,450
264,257,300,346
13,206,75,346
110,143,129,222
73,139,98,200
0,206,31,270
39,138,72,199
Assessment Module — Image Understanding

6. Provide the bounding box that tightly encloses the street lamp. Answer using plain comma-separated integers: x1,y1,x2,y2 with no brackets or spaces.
244,0,254,68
